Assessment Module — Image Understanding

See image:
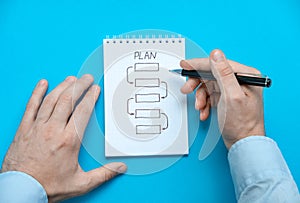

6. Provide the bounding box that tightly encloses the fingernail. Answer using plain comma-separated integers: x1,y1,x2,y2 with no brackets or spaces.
94,85,100,93
93,85,101,98
65,76,76,82
38,79,46,86
199,110,203,120
195,98,199,110
117,165,127,174
200,112,204,121
82,74,94,82
179,60,186,67
212,50,225,62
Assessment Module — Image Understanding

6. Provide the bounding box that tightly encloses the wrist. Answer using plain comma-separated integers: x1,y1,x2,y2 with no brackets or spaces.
224,134,265,150
223,122,265,150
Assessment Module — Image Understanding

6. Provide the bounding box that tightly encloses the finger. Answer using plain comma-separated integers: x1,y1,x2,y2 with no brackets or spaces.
209,49,244,97
200,99,211,121
205,81,220,96
19,79,48,132
180,59,211,94
181,58,251,73
50,74,94,125
210,92,221,107
83,162,127,193
227,60,261,75
67,85,100,142
36,76,76,122
180,78,201,94
195,85,207,110
180,58,259,79
180,58,210,71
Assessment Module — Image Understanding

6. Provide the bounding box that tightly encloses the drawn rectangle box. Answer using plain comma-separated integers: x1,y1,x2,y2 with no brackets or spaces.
135,78,160,87
134,63,159,72
136,125,161,134
135,93,160,103
135,109,161,118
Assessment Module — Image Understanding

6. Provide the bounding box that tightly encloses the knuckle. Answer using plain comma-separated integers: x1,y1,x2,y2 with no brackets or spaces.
185,79,200,92
66,132,79,146
44,95,56,106
197,86,206,97
42,124,56,140
78,104,92,115
186,83,193,92
59,136,74,148
188,81,197,91
31,89,40,97
26,102,37,112
35,116,45,123
102,170,114,182
230,93,245,104
217,64,234,77
48,134,74,152
59,93,73,104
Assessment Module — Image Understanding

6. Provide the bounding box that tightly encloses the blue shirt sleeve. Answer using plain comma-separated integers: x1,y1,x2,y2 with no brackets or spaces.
0,171,48,203
228,136,300,203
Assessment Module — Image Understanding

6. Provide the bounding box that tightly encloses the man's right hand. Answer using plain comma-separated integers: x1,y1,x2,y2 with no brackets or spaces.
180,49,265,149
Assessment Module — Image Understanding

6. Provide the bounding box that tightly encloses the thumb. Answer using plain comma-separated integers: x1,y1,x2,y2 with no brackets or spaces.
209,49,243,96
84,162,127,192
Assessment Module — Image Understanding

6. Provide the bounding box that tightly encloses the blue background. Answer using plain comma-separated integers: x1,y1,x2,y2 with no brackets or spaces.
0,0,299,202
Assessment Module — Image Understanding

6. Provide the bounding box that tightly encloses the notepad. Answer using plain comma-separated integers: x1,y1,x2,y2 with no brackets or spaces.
103,36,188,157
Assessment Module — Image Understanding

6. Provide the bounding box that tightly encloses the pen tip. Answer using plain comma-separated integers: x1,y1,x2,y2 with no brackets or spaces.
169,69,182,75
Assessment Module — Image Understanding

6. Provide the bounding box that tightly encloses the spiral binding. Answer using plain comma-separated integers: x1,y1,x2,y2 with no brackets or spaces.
104,34,183,44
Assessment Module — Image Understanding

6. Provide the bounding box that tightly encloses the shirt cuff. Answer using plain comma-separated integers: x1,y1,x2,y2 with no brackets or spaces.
0,171,48,203
228,136,293,198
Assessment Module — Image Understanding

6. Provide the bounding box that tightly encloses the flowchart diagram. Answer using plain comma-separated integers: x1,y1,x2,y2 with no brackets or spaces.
126,63,169,136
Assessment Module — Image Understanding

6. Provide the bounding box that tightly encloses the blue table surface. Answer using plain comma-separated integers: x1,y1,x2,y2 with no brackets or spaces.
1,1,299,202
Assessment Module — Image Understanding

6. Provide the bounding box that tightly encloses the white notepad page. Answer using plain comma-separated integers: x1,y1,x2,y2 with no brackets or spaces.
103,37,188,157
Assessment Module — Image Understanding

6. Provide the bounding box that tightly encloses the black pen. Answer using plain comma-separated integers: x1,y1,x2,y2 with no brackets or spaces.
169,69,272,88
